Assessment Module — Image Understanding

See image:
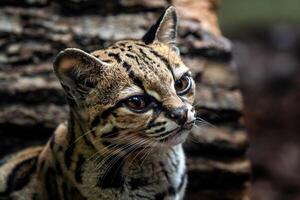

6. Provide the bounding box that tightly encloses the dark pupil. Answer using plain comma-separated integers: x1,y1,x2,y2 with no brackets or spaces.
129,97,142,108
176,79,184,89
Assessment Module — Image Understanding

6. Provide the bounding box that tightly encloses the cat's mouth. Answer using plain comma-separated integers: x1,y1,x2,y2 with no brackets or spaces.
163,121,194,146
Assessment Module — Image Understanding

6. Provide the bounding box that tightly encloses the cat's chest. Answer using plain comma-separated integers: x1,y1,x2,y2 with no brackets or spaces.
126,146,186,189
80,145,187,200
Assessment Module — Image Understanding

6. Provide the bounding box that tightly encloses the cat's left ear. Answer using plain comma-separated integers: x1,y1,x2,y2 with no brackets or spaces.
53,48,107,107
142,6,178,44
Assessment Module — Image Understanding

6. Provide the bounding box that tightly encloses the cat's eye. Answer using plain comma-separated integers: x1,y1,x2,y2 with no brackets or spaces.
175,74,192,95
124,95,151,112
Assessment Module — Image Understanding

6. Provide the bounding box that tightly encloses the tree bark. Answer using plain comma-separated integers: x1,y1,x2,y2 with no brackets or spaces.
0,0,251,199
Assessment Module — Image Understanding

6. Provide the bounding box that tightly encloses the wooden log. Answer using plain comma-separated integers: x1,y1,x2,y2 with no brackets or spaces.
0,0,251,199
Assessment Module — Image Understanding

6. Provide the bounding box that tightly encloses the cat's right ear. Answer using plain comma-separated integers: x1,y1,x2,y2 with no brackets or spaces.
53,48,105,107
142,6,178,45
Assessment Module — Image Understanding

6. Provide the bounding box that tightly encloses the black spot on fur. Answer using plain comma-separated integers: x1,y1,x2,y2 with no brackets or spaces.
148,121,167,128
138,48,152,63
128,178,149,190
91,130,96,137
156,129,177,139
64,142,75,169
75,154,85,183
91,115,101,128
1,157,37,195
108,52,121,63
153,174,185,200
82,133,94,148
128,71,145,91
117,42,126,47
101,127,119,139
167,150,179,170
122,61,131,71
134,49,151,66
154,191,166,200
126,45,133,51
159,162,170,182
177,173,187,192
167,186,176,195
125,53,136,59
125,53,140,65
101,107,116,119
112,111,118,117
44,167,60,200
102,140,112,147
64,114,76,169
149,50,174,78
154,127,166,133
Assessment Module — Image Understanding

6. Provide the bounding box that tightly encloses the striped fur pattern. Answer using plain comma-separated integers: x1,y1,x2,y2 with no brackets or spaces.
0,6,195,200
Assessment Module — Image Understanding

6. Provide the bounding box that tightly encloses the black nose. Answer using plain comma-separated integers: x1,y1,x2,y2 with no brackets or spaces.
167,107,188,126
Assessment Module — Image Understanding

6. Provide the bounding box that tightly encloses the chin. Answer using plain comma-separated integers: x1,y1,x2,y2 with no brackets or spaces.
164,129,191,147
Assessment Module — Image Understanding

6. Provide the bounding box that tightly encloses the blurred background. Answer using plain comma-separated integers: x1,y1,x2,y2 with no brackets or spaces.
219,1,300,199
0,0,299,199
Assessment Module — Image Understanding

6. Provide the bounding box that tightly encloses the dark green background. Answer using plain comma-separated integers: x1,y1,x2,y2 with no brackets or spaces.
219,0,300,32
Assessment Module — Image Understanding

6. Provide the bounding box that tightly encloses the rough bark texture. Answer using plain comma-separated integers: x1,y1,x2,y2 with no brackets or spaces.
0,0,251,199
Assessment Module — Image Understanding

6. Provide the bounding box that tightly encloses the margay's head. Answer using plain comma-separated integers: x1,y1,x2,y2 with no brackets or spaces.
54,7,196,152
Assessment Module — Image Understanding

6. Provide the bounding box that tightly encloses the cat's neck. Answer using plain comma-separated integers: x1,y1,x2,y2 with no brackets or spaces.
34,110,186,199
44,112,186,197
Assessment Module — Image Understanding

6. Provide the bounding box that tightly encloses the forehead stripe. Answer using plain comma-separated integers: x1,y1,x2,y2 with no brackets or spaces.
138,48,152,65
120,60,145,91
128,71,146,91
108,52,122,63
122,61,131,71
125,53,141,65
149,49,175,79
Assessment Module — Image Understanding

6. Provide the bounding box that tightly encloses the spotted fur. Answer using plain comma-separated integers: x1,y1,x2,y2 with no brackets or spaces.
0,6,195,200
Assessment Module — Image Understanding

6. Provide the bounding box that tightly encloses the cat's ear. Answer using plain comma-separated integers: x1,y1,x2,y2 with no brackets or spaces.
142,6,178,44
53,48,105,107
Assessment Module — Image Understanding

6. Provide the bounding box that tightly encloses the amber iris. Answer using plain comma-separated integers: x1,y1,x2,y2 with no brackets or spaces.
175,75,192,95
125,95,149,112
